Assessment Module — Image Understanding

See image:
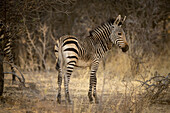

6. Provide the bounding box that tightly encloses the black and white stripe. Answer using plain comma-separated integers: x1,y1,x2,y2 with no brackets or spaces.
0,21,16,84
54,15,129,104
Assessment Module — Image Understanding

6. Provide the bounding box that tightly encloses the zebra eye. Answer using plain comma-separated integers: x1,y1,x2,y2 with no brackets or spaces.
118,32,121,35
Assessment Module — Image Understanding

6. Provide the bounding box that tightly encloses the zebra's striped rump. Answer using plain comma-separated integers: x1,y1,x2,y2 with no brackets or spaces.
58,36,79,66
55,35,82,103
55,35,93,69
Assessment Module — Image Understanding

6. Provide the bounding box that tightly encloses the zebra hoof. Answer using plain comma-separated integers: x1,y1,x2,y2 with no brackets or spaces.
66,97,72,104
95,99,99,104
89,101,94,104
68,100,73,104
89,98,93,104
12,80,17,85
89,98,94,104
57,98,61,104
57,94,61,104
64,99,72,105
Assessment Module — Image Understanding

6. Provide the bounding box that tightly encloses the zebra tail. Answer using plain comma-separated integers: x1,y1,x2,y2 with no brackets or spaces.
54,39,60,71
56,60,60,70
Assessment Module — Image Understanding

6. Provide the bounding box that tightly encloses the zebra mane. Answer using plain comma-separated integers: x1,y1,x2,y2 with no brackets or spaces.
89,18,122,36
89,19,114,36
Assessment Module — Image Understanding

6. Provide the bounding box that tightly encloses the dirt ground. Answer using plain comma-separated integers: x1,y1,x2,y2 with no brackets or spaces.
0,70,169,113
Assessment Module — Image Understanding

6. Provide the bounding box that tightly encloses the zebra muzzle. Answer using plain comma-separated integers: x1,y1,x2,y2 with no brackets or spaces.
122,45,129,52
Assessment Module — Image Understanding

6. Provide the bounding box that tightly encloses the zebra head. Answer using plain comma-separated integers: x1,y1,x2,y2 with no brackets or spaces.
110,15,129,52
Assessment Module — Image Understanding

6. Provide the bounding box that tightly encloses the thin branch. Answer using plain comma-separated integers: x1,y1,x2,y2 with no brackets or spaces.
3,61,25,84
137,73,170,103
4,72,22,83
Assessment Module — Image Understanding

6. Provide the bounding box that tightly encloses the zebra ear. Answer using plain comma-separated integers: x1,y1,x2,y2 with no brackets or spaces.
122,16,126,24
118,16,126,27
114,15,121,25
120,16,126,26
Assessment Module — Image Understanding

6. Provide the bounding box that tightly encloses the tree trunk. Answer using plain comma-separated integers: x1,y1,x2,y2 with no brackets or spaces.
0,51,4,96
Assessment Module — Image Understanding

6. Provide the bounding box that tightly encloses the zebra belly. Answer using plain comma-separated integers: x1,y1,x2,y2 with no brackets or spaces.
75,59,91,68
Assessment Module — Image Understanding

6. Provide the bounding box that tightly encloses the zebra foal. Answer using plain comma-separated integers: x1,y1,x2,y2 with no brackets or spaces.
54,15,129,104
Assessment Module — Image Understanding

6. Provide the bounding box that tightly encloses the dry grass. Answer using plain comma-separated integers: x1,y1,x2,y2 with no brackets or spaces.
1,72,169,113
1,52,170,113
1,0,169,112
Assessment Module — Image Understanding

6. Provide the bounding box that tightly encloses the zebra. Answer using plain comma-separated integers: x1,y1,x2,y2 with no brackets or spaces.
0,20,16,84
54,15,129,104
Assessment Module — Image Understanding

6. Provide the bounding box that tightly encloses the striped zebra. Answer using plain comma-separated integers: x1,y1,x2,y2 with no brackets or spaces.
0,20,16,84
54,15,129,104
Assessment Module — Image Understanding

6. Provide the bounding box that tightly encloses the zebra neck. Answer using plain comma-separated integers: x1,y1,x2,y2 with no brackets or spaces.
90,23,113,50
91,32,112,50
88,35,112,55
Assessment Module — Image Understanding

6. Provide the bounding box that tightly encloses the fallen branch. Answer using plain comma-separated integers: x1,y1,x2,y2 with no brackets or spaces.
3,61,25,85
3,72,25,87
137,72,170,103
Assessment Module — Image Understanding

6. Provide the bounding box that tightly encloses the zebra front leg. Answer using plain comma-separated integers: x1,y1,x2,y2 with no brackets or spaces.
93,75,99,104
57,68,62,104
88,62,99,104
88,73,99,103
88,78,93,103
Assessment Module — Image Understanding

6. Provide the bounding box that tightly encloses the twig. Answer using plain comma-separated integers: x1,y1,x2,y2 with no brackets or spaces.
136,72,170,103
4,72,22,83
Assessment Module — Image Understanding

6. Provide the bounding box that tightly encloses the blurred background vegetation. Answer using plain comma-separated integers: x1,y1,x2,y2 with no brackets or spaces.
0,1,170,112
0,0,169,78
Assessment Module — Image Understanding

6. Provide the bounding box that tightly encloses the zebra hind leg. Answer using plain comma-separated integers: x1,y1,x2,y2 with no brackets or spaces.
64,63,75,104
57,68,62,104
64,73,72,104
